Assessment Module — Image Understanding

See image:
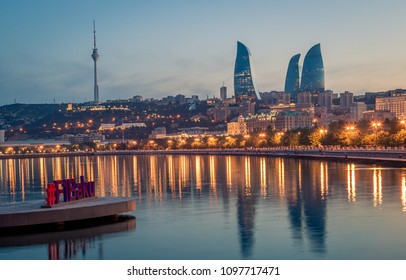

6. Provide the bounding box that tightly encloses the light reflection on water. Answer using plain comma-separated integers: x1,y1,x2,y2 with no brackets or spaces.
1,155,406,260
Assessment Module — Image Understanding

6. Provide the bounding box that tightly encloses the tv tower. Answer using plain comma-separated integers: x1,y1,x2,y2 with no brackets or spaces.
91,20,100,103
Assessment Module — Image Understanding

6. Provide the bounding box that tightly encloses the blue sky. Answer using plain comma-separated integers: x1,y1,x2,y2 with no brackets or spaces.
1,0,406,105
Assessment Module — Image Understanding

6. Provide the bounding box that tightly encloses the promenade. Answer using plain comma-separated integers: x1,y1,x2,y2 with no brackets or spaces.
2,147,406,167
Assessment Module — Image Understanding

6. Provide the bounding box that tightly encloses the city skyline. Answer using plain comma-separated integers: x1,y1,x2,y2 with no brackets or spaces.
1,0,406,105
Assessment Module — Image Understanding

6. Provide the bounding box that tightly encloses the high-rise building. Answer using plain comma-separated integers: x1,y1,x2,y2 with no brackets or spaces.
340,91,354,108
0,130,5,143
91,21,100,103
349,102,367,121
318,90,333,111
284,54,301,100
220,84,227,100
300,44,325,94
234,41,258,103
297,92,312,105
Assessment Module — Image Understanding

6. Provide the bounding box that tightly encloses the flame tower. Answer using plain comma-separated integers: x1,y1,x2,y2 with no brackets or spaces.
91,20,100,103
234,41,258,103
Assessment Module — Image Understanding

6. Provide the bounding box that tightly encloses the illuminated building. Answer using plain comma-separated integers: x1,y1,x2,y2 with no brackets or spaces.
234,41,258,103
275,111,313,131
300,44,325,94
375,95,406,118
284,54,300,100
227,114,274,135
149,127,167,139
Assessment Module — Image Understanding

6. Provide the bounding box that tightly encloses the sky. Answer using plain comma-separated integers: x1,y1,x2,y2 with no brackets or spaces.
1,0,406,105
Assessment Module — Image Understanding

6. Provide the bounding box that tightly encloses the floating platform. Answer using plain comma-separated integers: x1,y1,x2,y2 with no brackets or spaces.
0,215,136,248
0,197,136,229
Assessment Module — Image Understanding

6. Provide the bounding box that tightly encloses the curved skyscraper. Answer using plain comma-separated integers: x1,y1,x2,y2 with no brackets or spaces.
234,41,258,103
300,44,324,93
284,53,301,99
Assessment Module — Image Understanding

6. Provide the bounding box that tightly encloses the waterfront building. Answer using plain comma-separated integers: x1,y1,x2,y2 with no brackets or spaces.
284,54,301,100
375,95,406,118
99,123,146,131
0,130,5,143
227,115,248,135
149,127,167,139
275,111,313,132
227,114,274,135
177,127,209,137
220,85,227,100
300,44,325,94
234,41,258,103
0,139,70,148
363,110,396,121
57,133,105,144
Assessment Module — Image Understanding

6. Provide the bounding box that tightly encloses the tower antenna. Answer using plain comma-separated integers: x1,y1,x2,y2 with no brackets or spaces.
93,20,97,49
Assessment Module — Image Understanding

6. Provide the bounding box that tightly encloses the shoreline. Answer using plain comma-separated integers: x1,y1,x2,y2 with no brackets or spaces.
2,148,406,167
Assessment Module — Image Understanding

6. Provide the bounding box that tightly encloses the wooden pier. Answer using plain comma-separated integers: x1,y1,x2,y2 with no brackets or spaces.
0,197,136,229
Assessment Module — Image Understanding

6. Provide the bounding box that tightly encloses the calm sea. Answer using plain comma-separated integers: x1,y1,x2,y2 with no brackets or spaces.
0,154,406,260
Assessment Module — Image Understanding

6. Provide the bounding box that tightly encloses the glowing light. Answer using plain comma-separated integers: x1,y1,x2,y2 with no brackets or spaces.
373,168,382,207
347,164,356,202
402,175,406,212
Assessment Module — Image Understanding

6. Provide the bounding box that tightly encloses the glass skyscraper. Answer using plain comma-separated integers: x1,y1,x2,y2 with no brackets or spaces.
284,53,301,99
300,43,325,93
234,41,258,103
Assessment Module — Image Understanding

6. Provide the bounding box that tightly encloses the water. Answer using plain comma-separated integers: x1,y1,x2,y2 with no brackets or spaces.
0,155,406,260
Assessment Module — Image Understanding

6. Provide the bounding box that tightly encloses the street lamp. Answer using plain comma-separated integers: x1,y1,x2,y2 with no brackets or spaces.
401,120,405,129
319,128,328,134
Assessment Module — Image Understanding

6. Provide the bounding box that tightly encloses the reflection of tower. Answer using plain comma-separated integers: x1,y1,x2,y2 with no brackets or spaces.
284,54,301,100
236,157,257,258
91,20,100,103
237,190,256,258
287,161,327,254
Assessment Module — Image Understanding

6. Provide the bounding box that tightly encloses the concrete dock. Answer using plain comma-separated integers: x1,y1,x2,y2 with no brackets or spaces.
0,197,136,229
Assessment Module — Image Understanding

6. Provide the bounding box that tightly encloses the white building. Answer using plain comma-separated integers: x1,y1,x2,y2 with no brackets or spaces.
99,123,146,131
375,95,406,118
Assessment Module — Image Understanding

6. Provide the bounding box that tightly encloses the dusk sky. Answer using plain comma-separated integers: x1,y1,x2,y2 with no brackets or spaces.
1,0,406,105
